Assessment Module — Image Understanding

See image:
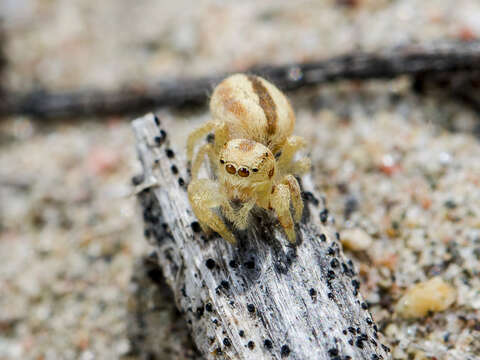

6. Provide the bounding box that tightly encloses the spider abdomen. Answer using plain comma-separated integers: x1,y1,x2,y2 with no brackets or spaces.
209,74,295,155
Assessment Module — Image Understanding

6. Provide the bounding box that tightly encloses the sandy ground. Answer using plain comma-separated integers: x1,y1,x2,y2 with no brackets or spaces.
1,1,480,359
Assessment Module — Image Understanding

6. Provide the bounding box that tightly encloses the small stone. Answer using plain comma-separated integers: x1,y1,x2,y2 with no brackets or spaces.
396,277,456,318
341,228,372,251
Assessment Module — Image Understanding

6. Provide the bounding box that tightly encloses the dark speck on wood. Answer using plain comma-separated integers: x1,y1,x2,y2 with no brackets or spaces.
131,174,144,186
281,345,291,357
328,348,339,357
165,148,175,158
264,339,273,349
320,209,329,223
190,221,201,233
303,191,320,206
221,280,230,290
205,258,216,269
154,135,165,145
244,260,255,269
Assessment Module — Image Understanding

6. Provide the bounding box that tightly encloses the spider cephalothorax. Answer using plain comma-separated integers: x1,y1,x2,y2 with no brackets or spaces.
187,74,310,244
218,139,276,201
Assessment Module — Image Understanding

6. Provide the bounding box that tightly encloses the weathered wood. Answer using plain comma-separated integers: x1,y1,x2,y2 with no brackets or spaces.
3,40,480,119
126,254,202,360
132,113,391,360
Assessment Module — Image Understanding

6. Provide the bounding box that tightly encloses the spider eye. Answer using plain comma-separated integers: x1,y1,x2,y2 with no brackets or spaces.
238,168,250,177
220,159,225,164
252,168,258,172
226,164,236,174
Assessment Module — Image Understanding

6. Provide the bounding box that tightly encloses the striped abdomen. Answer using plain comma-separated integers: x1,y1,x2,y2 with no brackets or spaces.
209,74,295,155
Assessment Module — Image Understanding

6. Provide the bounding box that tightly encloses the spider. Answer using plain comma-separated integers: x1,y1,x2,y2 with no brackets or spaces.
187,74,310,244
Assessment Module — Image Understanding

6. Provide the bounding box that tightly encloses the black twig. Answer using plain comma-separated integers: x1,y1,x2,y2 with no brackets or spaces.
1,40,480,119
0,19,7,98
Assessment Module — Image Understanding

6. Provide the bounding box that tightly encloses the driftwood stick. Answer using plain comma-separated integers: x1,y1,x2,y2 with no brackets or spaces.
126,254,202,360
2,40,480,119
132,113,391,360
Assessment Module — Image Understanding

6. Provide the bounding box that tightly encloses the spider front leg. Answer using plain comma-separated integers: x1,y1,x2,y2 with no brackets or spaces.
187,120,215,163
191,143,215,179
290,157,311,177
188,179,236,244
270,184,296,243
188,121,230,178
276,135,310,176
211,121,229,154
279,174,303,223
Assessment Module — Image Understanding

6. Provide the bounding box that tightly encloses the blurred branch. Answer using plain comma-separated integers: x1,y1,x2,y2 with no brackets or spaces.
0,19,7,98
1,40,480,119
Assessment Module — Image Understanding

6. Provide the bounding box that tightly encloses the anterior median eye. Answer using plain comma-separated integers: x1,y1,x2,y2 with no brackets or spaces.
238,168,250,177
226,164,236,174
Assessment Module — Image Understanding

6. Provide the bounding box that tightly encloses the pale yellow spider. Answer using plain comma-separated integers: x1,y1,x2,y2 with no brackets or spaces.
187,74,310,244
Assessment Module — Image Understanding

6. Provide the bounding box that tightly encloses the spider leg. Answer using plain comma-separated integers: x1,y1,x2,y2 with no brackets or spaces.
191,143,215,179
270,184,296,243
290,157,311,176
212,121,229,154
279,175,304,223
188,179,236,244
276,135,307,175
187,121,215,162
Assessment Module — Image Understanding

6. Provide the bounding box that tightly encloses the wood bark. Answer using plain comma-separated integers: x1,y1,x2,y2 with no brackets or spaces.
2,40,480,119
126,255,202,360
132,113,391,360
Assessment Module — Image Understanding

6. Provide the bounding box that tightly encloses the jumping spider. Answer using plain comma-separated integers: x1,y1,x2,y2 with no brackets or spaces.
187,74,310,244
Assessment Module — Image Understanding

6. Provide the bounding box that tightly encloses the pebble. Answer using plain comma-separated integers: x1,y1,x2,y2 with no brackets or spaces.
396,277,457,319
341,228,373,252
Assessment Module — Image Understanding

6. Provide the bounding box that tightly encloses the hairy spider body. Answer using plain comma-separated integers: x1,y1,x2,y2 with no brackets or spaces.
210,74,295,154
187,74,310,244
